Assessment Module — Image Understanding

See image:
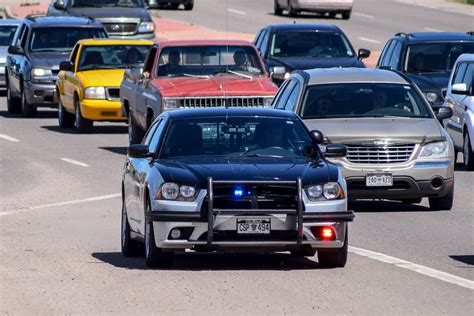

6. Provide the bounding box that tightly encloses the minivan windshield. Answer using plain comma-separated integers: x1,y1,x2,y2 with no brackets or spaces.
300,83,432,119
156,45,265,78
270,31,355,58
159,117,317,159
30,27,107,52
0,25,18,46
71,0,145,8
405,42,474,73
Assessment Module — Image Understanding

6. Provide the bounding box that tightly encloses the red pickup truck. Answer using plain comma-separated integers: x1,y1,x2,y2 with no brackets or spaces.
120,40,278,143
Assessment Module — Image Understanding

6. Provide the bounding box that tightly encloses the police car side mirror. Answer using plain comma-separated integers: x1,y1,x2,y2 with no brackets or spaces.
358,48,371,60
309,130,324,144
325,144,347,158
128,144,151,158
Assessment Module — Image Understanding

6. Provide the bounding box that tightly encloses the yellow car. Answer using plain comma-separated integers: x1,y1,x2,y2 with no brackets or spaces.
56,39,152,133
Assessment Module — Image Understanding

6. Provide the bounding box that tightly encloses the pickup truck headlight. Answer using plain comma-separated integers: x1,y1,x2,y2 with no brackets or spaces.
138,22,155,33
419,141,448,158
84,87,106,99
31,68,53,83
263,97,273,107
157,182,197,201
306,182,344,201
162,98,179,110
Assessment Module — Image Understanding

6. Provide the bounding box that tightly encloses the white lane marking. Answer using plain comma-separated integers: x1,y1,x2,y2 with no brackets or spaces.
60,158,89,168
0,193,121,216
227,8,246,15
0,134,20,142
357,37,381,44
353,12,375,19
350,246,474,290
424,27,444,32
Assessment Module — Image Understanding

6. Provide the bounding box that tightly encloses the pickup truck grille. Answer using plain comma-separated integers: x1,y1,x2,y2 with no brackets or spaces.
102,22,137,35
345,143,416,164
178,97,267,108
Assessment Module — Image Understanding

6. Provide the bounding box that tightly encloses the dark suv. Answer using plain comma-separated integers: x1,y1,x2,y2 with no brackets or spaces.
253,24,370,85
5,15,107,117
376,32,474,112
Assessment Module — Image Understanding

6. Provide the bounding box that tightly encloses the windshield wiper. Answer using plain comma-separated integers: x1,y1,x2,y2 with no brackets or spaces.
72,4,104,7
214,69,253,79
363,115,412,119
183,73,210,79
241,153,284,158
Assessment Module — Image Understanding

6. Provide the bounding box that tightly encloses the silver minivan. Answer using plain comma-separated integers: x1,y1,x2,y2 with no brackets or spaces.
274,68,455,210
443,53,474,170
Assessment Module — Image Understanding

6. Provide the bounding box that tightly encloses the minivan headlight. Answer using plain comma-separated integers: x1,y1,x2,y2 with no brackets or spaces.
138,22,155,33
419,141,448,158
84,87,106,99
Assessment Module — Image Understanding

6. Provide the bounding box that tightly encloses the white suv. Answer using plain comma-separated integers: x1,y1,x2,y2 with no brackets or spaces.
443,54,474,170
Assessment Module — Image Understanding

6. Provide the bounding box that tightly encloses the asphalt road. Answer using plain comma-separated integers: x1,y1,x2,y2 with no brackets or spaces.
1,1,474,313
0,90,473,314
155,0,474,52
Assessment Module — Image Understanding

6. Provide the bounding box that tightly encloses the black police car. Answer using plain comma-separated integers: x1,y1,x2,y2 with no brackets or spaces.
5,15,107,117
376,32,474,111
253,24,370,85
121,107,354,268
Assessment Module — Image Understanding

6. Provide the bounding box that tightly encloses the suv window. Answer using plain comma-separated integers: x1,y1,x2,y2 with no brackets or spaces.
380,40,395,67
452,63,468,85
275,79,297,109
389,41,402,69
284,80,301,111
463,63,473,94
20,26,30,49
255,29,267,53
14,24,26,47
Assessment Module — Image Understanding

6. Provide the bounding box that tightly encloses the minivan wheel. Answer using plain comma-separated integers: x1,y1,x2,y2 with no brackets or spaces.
274,0,283,15
121,201,144,257
21,86,37,118
318,227,348,268
463,132,474,171
75,99,93,133
7,81,21,114
144,202,174,269
429,183,454,211
58,96,74,128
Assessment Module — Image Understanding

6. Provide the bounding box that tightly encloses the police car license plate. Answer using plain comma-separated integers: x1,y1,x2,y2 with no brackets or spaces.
237,219,271,234
366,173,393,187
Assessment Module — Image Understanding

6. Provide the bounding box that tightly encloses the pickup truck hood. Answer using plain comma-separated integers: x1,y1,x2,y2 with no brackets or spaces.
66,7,151,21
151,77,278,97
77,69,126,87
268,56,366,71
155,157,338,187
29,51,71,71
304,117,444,143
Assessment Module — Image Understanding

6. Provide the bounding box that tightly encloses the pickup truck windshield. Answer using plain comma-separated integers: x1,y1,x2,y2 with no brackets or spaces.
156,45,265,78
30,27,107,52
270,31,355,58
300,83,432,119
405,42,474,73
0,25,18,46
78,45,151,71
71,0,145,7
159,117,317,159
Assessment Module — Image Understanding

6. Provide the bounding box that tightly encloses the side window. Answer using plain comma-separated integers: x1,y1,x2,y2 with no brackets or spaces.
253,29,262,45
260,31,270,57
377,40,392,67
284,81,301,111
255,29,267,51
462,63,473,94
272,79,289,108
389,41,402,69
148,119,167,154
380,40,395,67
20,26,29,49
144,46,158,75
14,24,25,46
70,44,80,64
142,119,161,145
452,63,467,85
275,80,297,109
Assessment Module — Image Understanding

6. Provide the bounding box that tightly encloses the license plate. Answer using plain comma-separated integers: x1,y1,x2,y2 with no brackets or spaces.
237,219,271,234
366,173,393,187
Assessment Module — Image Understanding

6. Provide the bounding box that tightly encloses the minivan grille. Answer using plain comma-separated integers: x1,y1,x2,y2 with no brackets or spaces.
178,97,267,108
345,143,416,164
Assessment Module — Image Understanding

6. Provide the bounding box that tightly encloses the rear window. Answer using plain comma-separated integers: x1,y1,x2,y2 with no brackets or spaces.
30,27,107,52
0,25,18,46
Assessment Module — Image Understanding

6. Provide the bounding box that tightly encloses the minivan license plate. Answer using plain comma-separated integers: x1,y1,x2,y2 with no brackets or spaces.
366,174,393,187
237,219,270,234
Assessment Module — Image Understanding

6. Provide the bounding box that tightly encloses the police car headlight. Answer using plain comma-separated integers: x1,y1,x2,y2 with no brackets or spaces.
323,183,341,200
306,183,344,201
306,185,323,200
179,185,196,199
157,182,197,201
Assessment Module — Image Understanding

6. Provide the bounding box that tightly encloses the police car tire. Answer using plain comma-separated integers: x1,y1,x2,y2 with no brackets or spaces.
318,227,348,268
